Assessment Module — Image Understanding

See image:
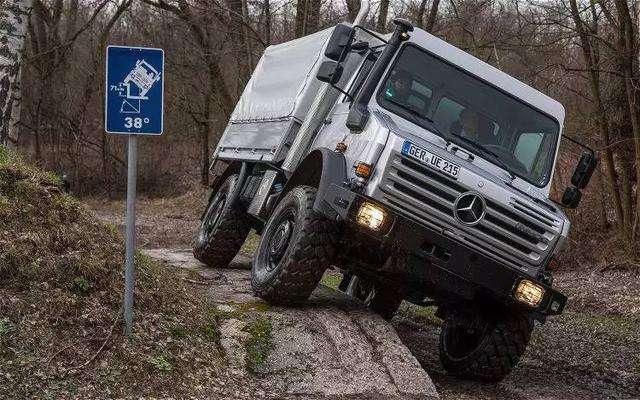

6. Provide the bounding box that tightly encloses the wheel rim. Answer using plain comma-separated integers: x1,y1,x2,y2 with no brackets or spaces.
266,209,295,271
200,193,226,241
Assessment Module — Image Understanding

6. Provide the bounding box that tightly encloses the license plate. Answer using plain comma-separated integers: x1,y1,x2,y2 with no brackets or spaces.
401,141,460,179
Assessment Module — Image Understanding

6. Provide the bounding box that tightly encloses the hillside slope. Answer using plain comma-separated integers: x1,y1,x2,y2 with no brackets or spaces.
0,148,224,398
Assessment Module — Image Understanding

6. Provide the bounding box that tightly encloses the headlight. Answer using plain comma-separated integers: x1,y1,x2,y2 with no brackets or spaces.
514,279,545,308
356,202,388,231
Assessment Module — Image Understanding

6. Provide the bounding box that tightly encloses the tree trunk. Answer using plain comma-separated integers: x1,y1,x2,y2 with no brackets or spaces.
295,0,307,38
612,0,640,243
0,0,34,148
227,0,251,89
425,0,441,32
568,0,630,248
376,0,389,32
346,0,361,22
598,167,610,229
295,0,321,37
305,0,321,34
263,0,271,45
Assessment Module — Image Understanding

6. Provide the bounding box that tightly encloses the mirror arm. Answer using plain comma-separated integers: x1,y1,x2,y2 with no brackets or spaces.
562,134,595,157
336,28,357,63
346,19,414,132
331,85,354,102
353,25,389,44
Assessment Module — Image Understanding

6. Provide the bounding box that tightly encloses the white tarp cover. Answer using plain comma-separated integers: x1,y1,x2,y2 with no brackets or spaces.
229,27,332,122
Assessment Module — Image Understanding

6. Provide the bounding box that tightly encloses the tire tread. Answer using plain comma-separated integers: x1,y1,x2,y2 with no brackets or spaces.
439,313,533,382
252,186,336,305
193,176,251,268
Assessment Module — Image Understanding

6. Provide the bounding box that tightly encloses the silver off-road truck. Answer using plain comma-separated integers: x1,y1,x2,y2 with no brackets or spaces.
193,8,597,382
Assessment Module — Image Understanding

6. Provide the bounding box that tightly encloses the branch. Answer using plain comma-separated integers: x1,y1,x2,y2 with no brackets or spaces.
25,0,111,62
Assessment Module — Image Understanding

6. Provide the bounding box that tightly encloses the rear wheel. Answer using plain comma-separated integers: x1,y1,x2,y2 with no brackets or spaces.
193,174,251,268
439,310,533,382
251,186,336,305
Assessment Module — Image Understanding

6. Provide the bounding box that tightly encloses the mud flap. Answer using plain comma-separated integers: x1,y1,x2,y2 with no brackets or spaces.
312,148,356,222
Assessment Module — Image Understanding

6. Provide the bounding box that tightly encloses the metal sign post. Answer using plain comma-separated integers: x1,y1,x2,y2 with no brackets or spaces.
105,46,164,336
123,135,137,335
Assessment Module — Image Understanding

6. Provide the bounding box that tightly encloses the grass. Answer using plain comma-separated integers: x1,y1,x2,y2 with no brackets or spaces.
168,324,188,339
71,276,92,295
396,302,442,327
0,147,123,288
0,318,12,337
320,271,342,290
148,354,172,372
242,317,274,374
239,231,260,257
200,323,222,343
0,147,226,398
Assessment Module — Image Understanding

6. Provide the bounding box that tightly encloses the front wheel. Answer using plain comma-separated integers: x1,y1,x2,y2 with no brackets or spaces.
439,310,533,382
251,186,336,305
193,174,251,268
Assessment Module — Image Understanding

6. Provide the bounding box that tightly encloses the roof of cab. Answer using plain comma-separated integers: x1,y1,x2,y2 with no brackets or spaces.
407,28,565,123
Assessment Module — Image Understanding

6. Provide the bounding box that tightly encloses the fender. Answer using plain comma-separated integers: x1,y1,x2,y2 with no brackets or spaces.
282,148,356,221
200,159,243,221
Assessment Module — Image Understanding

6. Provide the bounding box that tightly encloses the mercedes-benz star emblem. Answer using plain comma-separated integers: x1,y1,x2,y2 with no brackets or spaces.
454,192,486,226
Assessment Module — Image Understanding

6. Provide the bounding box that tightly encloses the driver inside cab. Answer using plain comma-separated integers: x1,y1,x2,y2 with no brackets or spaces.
452,109,481,141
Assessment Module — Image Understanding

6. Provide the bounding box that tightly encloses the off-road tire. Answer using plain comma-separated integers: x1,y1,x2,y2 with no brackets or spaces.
439,312,533,382
251,186,336,305
193,174,251,268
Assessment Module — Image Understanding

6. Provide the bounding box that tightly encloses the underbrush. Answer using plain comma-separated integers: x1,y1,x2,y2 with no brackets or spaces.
0,147,224,398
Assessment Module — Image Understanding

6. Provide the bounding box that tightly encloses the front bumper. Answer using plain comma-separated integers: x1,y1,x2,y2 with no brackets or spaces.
323,183,567,317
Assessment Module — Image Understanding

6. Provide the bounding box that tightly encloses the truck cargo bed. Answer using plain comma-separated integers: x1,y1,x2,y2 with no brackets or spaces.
216,28,333,162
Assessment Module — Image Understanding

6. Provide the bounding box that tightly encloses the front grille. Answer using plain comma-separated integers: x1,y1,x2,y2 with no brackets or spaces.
377,153,562,268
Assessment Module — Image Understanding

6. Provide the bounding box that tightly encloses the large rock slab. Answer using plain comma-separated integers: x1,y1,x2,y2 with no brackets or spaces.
144,249,439,400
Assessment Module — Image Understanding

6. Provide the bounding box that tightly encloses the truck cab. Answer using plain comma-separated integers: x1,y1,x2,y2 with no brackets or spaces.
194,17,597,382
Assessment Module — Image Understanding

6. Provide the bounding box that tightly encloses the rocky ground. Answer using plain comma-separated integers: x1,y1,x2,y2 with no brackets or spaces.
85,192,640,400
144,249,438,399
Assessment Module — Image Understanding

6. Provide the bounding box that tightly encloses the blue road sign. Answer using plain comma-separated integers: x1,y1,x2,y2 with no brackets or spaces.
105,46,164,135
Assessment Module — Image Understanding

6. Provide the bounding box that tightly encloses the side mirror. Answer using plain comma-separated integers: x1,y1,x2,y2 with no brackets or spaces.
561,186,582,209
571,152,597,189
316,61,343,84
325,23,353,61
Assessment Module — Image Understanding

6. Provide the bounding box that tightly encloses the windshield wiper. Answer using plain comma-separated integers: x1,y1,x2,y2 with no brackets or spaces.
385,98,447,137
448,132,516,180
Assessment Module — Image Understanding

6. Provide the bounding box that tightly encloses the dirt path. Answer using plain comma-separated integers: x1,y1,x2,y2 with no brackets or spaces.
87,195,640,400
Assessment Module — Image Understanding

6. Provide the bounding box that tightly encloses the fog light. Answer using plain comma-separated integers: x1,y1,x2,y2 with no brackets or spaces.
356,202,387,231
514,279,545,308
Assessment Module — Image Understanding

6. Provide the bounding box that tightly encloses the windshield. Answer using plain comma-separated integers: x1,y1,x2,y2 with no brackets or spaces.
377,44,559,187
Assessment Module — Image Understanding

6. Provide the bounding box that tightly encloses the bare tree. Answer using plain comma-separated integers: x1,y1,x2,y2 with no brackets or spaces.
346,0,361,22
377,0,389,31
568,0,628,246
142,0,236,184
295,0,322,37
0,0,34,148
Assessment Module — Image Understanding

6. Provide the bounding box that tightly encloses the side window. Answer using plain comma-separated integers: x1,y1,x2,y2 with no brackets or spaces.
514,132,543,171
